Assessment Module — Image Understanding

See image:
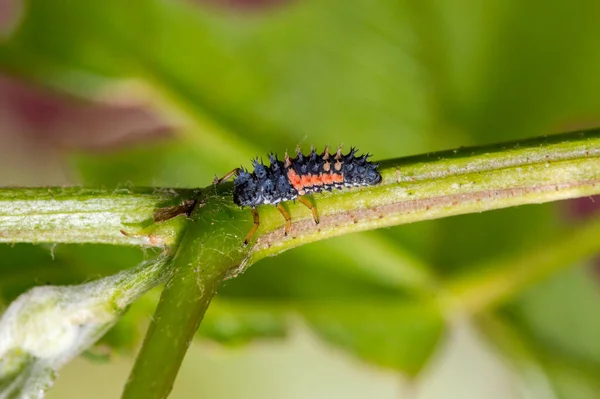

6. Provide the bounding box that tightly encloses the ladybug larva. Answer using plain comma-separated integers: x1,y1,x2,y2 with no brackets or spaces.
214,146,382,245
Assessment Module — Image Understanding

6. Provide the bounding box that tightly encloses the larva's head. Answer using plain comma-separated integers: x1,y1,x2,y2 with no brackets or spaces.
233,170,262,207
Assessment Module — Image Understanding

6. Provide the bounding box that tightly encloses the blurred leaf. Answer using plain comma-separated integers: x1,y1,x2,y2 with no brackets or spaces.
72,139,209,188
0,244,146,302
199,297,444,376
415,0,600,281
302,300,444,376
210,240,444,375
505,264,600,366
0,244,65,303
0,0,433,157
480,264,600,399
220,239,414,300
407,0,600,141
431,204,561,276
3,0,600,392
3,0,590,284
199,300,288,345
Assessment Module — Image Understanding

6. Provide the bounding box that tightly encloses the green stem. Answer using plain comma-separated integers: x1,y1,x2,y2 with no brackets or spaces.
121,128,600,398
2,130,600,259
121,189,249,399
246,128,600,267
0,187,198,246
0,129,599,397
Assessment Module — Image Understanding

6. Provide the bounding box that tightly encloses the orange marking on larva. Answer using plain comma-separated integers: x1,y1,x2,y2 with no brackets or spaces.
331,173,344,183
301,175,313,188
311,174,324,186
287,169,303,190
321,173,333,184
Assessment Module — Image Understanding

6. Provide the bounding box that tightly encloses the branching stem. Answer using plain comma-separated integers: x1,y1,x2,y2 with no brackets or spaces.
2,129,600,399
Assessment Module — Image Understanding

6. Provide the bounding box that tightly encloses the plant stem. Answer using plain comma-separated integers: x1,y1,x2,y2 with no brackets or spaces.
246,128,600,268
2,130,600,258
0,187,198,246
121,190,249,399
120,128,600,398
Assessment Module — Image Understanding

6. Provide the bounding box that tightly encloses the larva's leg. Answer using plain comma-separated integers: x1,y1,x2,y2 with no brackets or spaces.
276,203,292,236
297,196,319,224
243,208,260,245
213,168,240,185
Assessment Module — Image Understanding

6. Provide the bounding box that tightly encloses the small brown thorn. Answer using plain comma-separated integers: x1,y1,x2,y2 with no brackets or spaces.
335,145,343,160
284,151,291,168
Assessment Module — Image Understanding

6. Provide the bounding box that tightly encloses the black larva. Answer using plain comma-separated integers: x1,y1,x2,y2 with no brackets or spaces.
215,146,381,244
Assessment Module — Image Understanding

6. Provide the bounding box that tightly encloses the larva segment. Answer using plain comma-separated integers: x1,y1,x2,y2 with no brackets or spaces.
287,168,303,191
321,173,333,185
300,174,313,188
310,174,323,187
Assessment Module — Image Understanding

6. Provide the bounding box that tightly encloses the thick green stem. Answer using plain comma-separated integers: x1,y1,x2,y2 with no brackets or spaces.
121,129,600,398
122,190,249,399
2,130,600,258
246,128,600,267
0,187,198,246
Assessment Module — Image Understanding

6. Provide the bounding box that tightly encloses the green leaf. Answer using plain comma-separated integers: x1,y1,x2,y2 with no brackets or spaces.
199,297,444,376
0,244,146,302
213,237,444,375
431,204,561,276
507,264,600,365
480,264,600,399
302,300,444,376
5,0,600,396
199,300,288,345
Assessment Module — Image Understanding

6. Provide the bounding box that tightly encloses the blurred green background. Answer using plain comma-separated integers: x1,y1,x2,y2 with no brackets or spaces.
2,0,600,398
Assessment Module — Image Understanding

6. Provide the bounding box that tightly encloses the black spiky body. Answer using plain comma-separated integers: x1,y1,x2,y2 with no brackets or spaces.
232,147,381,208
